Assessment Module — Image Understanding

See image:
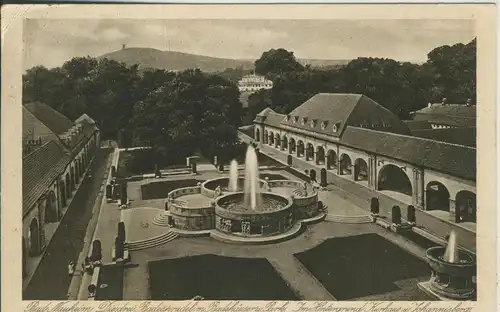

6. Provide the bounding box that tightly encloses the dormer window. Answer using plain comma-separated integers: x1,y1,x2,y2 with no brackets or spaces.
301,117,308,125
286,115,291,121
321,121,328,130
293,116,299,123
310,119,317,128
332,122,341,133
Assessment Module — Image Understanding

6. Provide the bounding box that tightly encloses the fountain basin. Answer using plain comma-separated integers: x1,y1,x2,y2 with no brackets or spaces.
214,192,294,237
426,247,476,277
201,177,268,198
418,246,476,301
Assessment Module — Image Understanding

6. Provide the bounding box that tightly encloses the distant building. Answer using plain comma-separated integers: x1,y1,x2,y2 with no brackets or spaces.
410,98,476,129
238,74,273,92
22,102,100,279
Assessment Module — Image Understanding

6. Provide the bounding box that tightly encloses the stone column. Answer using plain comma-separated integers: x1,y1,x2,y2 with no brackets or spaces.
351,164,357,181
412,168,424,208
449,199,459,223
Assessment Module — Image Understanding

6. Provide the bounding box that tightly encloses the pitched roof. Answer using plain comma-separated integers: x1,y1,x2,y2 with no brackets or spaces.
22,106,60,143
403,120,433,131
23,140,71,216
24,102,75,135
412,104,476,127
410,127,476,148
340,126,476,181
281,93,411,137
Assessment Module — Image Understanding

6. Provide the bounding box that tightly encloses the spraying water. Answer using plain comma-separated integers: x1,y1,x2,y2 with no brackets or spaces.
243,145,261,210
228,160,239,192
444,231,459,263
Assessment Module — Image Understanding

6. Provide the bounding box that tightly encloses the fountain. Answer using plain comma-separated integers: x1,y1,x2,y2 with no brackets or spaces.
243,145,262,210
418,231,476,300
228,160,239,192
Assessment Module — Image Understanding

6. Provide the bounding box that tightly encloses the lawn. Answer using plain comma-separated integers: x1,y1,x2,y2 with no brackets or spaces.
148,254,299,300
141,179,204,200
294,233,434,301
95,265,124,300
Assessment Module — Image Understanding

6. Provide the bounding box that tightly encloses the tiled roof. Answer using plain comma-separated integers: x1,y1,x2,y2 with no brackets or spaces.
340,126,476,181
23,140,71,216
412,104,476,127
403,120,433,131
24,102,74,135
414,103,476,118
410,128,476,148
281,93,411,137
22,107,59,143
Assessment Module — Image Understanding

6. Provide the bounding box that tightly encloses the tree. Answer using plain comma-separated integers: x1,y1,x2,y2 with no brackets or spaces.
254,48,304,78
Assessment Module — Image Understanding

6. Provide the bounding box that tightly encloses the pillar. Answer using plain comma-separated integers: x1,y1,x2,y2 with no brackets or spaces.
449,199,459,223
412,168,424,208
351,164,357,181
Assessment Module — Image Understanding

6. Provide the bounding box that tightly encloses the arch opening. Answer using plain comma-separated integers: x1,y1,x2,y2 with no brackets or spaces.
339,154,352,175
456,191,476,223
281,136,288,151
44,191,58,223
65,173,72,199
297,141,305,158
425,182,450,212
59,181,66,207
327,150,337,170
29,218,41,256
378,164,412,197
316,146,326,165
269,132,275,146
275,134,281,148
255,128,260,142
309,169,317,182
354,158,368,181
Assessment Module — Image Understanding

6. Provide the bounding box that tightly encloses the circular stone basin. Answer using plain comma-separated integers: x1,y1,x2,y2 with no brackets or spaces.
216,192,292,214
426,246,476,277
202,177,267,193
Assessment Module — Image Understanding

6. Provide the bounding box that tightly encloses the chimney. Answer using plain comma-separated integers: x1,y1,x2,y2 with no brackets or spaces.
441,98,447,105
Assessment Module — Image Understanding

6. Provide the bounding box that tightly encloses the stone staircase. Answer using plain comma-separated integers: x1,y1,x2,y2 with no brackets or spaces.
292,188,307,197
326,214,373,224
152,212,171,227
125,231,178,251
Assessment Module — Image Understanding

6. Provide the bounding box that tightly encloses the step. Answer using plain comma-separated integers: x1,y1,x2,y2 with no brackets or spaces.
152,213,172,227
326,214,373,224
125,232,178,251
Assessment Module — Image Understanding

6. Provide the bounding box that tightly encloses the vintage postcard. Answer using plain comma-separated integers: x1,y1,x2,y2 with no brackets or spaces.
1,3,497,312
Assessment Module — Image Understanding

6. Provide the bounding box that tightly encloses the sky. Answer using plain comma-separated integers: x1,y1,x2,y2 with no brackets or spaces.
23,19,475,70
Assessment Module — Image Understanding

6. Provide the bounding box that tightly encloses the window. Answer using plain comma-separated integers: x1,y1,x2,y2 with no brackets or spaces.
302,117,308,125
321,121,328,130
310,120,317,128
332,123,341,133
293,116,299,123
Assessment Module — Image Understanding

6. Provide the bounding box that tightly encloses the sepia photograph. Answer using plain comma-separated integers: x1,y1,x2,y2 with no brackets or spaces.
1,4,496,307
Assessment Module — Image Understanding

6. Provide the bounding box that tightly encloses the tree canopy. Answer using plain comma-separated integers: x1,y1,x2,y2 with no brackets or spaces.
244,38,476,122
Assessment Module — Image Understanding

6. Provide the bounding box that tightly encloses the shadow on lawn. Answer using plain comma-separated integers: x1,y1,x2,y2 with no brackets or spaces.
294,233,434,301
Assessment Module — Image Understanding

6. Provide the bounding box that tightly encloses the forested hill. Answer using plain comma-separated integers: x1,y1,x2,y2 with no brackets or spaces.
98,48,255,73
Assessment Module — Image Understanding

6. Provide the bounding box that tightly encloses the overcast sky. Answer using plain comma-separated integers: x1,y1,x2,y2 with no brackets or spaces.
23,19,474,70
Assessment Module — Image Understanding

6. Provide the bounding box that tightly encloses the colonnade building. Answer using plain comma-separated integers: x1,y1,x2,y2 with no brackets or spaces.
251,93,476,250
22,102,100,278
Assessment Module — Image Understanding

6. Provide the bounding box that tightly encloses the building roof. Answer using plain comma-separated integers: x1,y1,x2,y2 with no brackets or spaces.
411,103,476,127
280,93,411,138
403,120,433,131
410,127,476,148
23,140,71,216
22,107,60,143
24,102,75,135
340,126,476,181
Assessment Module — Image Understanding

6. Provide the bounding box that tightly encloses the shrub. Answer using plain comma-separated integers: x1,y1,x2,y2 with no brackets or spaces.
115,236,124,259
91,240,102,262
392,205,402,224
370,197,380,214
118,222,126,242
407,205,416,223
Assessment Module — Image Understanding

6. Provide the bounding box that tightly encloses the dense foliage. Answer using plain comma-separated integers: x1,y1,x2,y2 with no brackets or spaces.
244,38,476,123
23,59,243,167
